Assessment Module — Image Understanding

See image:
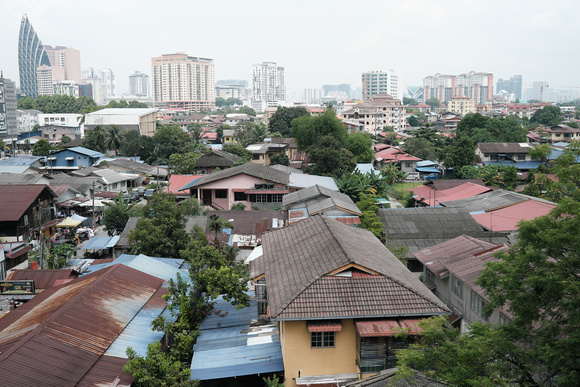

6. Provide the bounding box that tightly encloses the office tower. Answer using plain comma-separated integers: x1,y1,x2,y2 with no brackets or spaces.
82,68,116,105
496,75,522,100
78,83,93,98
323,84,352,99
129,71,149,97
217,79,248,87
423,71,493,104
362,70,402,101
44,46,82,83
0,73,18,137
18,15,51,98
303,88,324,104
252,62,285,104
151,53,216,111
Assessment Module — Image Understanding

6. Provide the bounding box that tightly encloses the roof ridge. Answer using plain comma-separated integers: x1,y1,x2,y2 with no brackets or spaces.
322,215,355,263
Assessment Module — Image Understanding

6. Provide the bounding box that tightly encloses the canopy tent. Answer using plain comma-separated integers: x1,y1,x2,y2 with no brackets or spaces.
78,199,112,208
70,214,88,223
56,217,83,228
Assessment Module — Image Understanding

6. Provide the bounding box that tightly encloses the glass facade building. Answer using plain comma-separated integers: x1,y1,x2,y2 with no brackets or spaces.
18,15,51,98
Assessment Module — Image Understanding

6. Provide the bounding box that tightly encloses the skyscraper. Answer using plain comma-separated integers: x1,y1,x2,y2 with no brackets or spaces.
496,75,522,100
151,53,216,111
18,15,51,98
0,73,18,137
129,71,149,97
82,68,116,105
423,71,494,104
44,46,82,83
252,62,285,109
362,70,402,101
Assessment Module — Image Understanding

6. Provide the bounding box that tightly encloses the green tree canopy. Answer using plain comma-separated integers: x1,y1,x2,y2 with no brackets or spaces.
403,97,418,106
81,126,106,153
222,143,253,160
269,153,289,166
17,95,99,113
441,136,476,169
425,97,440,110
168,152,198,175
150,124,195,164
103,193,136,236
305,135,356,179
291,109,347,151
345,132,374,163
530,105,562,126
407,115,420,127
268,107,309,137
403,137,438,161
32,138,52,156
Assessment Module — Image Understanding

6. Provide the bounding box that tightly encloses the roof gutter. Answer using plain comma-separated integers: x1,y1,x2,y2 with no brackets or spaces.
274,311,451,322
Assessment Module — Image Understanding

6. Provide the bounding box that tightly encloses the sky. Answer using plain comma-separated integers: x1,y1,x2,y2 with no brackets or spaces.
1,0,578,100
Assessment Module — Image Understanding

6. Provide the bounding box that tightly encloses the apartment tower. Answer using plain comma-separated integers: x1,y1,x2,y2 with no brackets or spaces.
362,70,402,101
423,71,493,104
129,71,149,97
252,62,285,109
151,53,216,111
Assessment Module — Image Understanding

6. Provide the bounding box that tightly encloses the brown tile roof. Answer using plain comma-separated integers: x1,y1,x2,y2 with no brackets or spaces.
194,150,240,168
0,264,164,386
253,215,449,320
477,143,530,154
6,269,79,290
189,162,290,188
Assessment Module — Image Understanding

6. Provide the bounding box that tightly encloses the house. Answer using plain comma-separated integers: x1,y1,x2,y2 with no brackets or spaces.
104,158,169,183
342,94,406,133
246,142,289,166
414,235,511,331
0,264,173,386
193,149,240,173
222,129,237,144
5,268,79,292
374,146,421,173
165,174,205,198
90,169,138,193
546,124,580,143
377,207,509,272
250,215,449,386
471,200,555,232
476,142,535,164
411,182,492,207
1,242,34,281
0,156,44,174
40,146,104,171
438,189,555,212
181,163,290,210
283,184,362,224
0,185,57,244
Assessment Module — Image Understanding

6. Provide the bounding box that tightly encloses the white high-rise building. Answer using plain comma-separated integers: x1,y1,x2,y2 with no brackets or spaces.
252,62,285,110
82,68,116,105
129,71,149,97
151,53,216,111
362,70,402,101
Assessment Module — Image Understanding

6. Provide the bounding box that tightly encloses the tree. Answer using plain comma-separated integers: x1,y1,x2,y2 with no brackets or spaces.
208,214,233,252
407,115,420,127
119,130,153,160
234,121,270,146
345,133,374,163
168,152,198,175
103,193,135,236
46,244,76,269
269,153,289,166
356,193,385,242
530,105,562,127
291,109,347,151
32,139,52,156
105,125,123,156
441,136,476,169
186,122,204,148
222,143,253,160
425,97,440,110
60,135,72,144
456,113,489,137
82,125,106,153
150,124,195,164
129,193,190,258
403,137,437,161
336,170,389,202
238,106,256,116
268,107,309,137
403,97,418,106
304,135,356,179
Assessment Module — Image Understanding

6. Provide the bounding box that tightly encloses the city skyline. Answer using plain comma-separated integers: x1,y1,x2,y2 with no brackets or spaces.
1,1,578,101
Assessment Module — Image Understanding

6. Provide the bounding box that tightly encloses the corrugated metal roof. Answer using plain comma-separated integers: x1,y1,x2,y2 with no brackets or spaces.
472,200,555,231
190,295,283,381
0,264,164,386
6,269,79,289
0,185,56,221
288,173,339,190
81,235,120,250
84,254,187,283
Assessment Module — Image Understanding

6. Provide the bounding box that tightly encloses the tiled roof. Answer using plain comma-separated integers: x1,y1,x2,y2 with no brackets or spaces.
427,179,485,190
379,207,484,236
440,189,555,211
477,142,531,154
165,174,204,195
188,163,290,188
253,215,449,320
0,185,56,222
194,150,240,168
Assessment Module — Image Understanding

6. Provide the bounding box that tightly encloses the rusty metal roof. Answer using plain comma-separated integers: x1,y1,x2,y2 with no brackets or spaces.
0,185,56,222
6,269,79,290
0,264,164,386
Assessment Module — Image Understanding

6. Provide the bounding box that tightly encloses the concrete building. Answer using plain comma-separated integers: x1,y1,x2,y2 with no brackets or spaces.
18,15,51,98
405,86,424,102
82,68,116,105
423,72,494,104
17,109,42,133
323,84,351,99
129,71,149,97
448,95,476,116
0,75,18,138
496,75,522,101
151,53,216,111
342,94,406,133
252,62,285,110
215,84,249,100
362,70,402,101
85,108,157,136
44,45,82,83
37,65,61,96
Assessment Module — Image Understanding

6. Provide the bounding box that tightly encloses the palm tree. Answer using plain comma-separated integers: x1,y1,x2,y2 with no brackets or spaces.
92,125,106,153
105,125,123,156
208,214,234,251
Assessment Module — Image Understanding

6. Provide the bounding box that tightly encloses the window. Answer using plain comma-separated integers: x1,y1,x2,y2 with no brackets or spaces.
405,162,411,168
234,192,246,201
311,332,335,348
452,276,463,299
518,154,525,161
471,292,487,320
499,313,510,326
215,189,227,199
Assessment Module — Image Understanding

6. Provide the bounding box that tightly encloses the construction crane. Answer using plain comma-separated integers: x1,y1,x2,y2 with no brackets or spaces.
523,82,549,102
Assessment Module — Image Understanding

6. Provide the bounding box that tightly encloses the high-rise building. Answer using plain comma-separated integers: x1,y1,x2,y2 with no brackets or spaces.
323,84,352,99
82,68,116,105
151,53,216,111
18,15,51,98
362,70,402,101
423,71,493,104
44,46,82,83
129,71,149,97
252,62,285,108
496,75,522,100
0,73,18,137
303,88,324,104
404,86,424,102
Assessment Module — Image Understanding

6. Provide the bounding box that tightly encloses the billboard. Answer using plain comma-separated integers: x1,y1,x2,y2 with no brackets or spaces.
0,79,5,132
0,280,35,295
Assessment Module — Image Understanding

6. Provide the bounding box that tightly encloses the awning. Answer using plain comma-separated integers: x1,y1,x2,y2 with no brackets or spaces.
355,319,424,337
416,167,441,174
70,214,88,223
244,190,288,194
307,321,343,332
81,236,120,250
56,217,82,228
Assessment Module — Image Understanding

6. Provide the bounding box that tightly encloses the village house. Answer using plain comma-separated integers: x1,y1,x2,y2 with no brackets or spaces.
251,215,450,386
193,149,240,174
40,146,104,171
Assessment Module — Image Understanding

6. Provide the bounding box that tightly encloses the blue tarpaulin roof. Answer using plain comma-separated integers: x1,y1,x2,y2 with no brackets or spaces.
190,294,284,381
483,161,540,170
416,167,441,174
81,235,119,250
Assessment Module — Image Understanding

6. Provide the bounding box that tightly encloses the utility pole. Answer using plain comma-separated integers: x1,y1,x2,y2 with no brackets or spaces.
92,181,95,228
37,199,43,269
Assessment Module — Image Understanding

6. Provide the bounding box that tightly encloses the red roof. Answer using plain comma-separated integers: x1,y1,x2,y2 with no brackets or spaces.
0,185,55,222
413,182,491,206
307,321,342,332
375,147,421,162
6,269,78,289
165,174,204,195
355,319,423,337
472,200,555,231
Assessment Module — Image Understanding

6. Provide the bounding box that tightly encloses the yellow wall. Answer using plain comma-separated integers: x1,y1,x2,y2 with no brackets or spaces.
280,320,358,387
